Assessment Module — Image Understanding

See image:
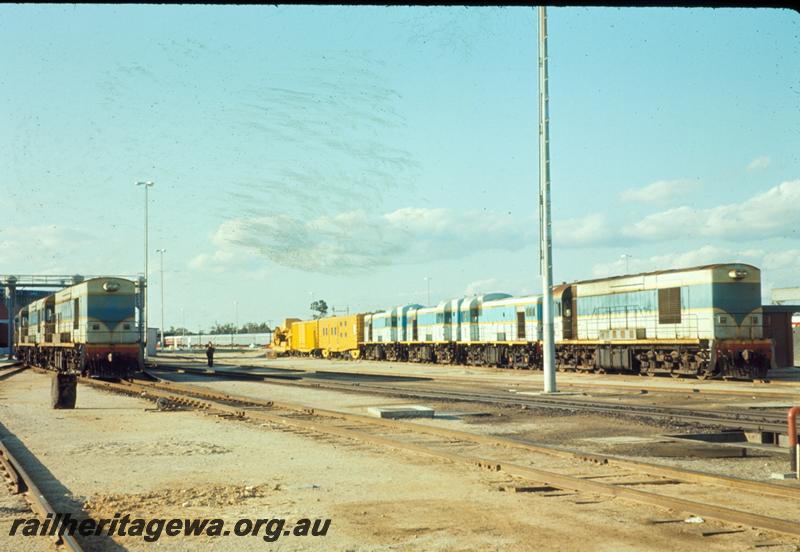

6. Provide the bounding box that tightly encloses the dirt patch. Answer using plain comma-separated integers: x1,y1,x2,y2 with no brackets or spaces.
69,439,232,457
85,483,278,516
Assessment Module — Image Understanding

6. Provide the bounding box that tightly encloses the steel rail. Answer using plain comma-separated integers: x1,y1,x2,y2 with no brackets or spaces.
81,376,800,539
149,364,789,433
122,376,799,499
0,439,85,551
0,362,26,381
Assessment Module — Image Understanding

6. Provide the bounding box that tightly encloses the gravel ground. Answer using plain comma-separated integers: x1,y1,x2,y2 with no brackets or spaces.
0,370,798,551
172,373,794,484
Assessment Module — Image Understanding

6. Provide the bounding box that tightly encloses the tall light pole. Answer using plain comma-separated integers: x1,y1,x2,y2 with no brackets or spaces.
156,248,166,350
424,276,431,305
233,300,238,346
181,307,186,349
538,6,556,393
621,254,632,274
136,181,154,357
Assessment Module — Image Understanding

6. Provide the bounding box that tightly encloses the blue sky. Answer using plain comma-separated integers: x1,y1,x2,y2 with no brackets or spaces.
1,6,798,331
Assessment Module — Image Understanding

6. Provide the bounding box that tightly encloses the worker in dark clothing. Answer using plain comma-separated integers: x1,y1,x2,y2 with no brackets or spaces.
206,342,215,367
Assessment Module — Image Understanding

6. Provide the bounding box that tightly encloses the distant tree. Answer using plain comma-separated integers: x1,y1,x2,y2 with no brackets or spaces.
206,322,273,335
165,326,191,337
240,322,272,333
310,300,328,319
210,323,237,335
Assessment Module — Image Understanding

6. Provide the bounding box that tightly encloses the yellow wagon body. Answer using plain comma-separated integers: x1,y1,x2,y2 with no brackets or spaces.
318,314,363,358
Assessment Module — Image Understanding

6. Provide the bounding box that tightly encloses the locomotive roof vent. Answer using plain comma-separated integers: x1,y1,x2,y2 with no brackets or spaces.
103,281,120,292
728,269,748,280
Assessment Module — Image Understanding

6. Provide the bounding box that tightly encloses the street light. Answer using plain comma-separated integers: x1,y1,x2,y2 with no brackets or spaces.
538,6,556,393
423,276,432,305
136,181,154,357
156,248,166,351
620,254,632,274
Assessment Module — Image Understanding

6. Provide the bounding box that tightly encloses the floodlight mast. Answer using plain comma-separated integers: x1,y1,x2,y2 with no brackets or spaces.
538,6,557,393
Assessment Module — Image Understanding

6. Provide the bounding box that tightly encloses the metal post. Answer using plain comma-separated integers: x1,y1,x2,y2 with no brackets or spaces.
424,276,431,305
136,181,154,357
5,277,17,359
137,276,145,369
157,249,166,351
4,292,10,360
621,254,632,274
144,186,149,352
234,300,238,346
538,6,556,393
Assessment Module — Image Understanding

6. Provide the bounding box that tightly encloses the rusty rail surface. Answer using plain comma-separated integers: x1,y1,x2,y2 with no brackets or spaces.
0,362,26,381
80,375,800,539
0,439,85,552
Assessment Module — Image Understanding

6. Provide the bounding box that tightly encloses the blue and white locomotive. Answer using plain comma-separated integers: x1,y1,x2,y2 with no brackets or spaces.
361,263,771,379
15,276,140,379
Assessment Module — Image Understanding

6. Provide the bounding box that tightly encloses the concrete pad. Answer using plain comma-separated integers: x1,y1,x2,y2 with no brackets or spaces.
437,410,491,418
769,472,799,480
367,405,435,419
646,443,748,458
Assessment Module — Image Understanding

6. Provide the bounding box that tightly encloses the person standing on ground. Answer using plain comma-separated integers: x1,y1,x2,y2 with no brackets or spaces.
206,342,215,367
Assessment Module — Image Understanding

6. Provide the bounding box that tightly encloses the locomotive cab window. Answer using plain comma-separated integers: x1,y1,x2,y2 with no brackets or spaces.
658,287,681,324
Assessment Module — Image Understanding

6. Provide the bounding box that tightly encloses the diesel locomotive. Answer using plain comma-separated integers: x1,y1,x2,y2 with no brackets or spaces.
14,277,141,407
272,263,772,379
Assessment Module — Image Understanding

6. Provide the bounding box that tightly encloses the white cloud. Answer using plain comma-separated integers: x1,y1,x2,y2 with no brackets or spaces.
747,156,771,171
0,226,91,272
464,278,499,296
614,180,800,243
552,180,800,248
761,249,800,271
590,245,735,278
199,207,534,274
193,179,800,274
188,249,241,272
620,179,696,203
553,213,615,247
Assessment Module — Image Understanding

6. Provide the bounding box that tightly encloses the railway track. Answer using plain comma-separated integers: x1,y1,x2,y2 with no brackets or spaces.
0,361,27,382
78,373,800,542
150,363,792,434
0,439,84,552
